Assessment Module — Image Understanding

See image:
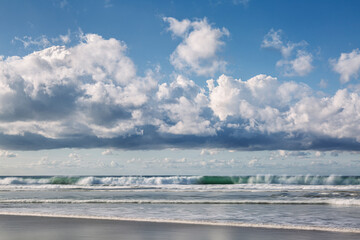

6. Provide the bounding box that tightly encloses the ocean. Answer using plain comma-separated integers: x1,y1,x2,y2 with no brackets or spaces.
0,175,359,233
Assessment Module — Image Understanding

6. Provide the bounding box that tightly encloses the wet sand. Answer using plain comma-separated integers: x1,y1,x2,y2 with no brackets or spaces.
0,215,359,240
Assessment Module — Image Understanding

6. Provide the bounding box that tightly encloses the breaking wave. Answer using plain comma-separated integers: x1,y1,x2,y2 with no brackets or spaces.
0,175,360,186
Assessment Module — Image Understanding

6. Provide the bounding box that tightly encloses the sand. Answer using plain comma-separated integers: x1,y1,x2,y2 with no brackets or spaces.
0,214,359,240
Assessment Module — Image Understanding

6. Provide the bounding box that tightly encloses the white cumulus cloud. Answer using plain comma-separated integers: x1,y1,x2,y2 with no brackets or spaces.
164,17,229,76
208,73,360,143
208,74,311,132
0,33,157,139
157,75,215,136
2,30,360,152
277,50,313,76
331,49,360,83
163,17,191,37
262,29,313,76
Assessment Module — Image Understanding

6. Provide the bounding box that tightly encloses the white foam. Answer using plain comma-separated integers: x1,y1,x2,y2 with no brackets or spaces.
1,175,360,187
0,177,50,185
1,184,360,194
75,176,200,186
1,198,360,206
0,212,359,234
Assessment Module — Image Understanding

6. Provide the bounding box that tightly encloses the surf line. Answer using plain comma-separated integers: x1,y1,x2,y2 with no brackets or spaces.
0,212,359,234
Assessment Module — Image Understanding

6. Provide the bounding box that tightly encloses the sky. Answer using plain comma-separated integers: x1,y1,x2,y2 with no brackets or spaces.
1,0,360,175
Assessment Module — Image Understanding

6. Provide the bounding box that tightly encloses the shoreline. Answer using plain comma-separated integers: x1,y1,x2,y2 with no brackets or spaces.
1,214,360,240
0,212,359,234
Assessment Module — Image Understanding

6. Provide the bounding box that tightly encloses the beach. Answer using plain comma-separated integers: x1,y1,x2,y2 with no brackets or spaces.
0,214,360,240
1,0,360,239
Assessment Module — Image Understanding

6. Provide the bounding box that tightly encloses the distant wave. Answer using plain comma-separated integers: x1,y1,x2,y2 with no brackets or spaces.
0,175,360,186
1,198,360,206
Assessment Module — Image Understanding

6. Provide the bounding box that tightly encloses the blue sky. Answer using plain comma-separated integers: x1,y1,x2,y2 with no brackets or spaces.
1,0,360,175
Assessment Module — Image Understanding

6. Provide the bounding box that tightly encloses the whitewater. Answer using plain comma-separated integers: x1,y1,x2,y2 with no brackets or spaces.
0,175,359,232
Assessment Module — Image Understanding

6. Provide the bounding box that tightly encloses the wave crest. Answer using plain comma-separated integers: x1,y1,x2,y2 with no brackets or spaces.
0,175,359,186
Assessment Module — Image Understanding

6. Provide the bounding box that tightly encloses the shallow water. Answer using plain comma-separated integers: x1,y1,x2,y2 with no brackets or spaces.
1,215,360,240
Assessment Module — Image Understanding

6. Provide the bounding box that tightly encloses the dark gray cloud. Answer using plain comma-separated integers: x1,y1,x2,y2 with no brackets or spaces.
1,128,360,151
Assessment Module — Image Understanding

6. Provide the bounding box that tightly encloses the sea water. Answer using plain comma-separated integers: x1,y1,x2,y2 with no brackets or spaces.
0,175,359,232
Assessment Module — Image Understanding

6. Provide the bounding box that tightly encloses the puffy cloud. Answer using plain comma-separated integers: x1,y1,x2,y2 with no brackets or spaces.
0,150,17,158
262,29,292,57
262,29,313,76
101,149,114,155
208,73,360,147
157,75,215,136
163,17,191,37
277,150,310,158
208,74,280,122
0,33,157,139
200,149,219,155
164,17,229,76
285,89,360,142
331,49,360,83
68,153,81,160
208,74,311,132
2,32,360,152
276,50,313,76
